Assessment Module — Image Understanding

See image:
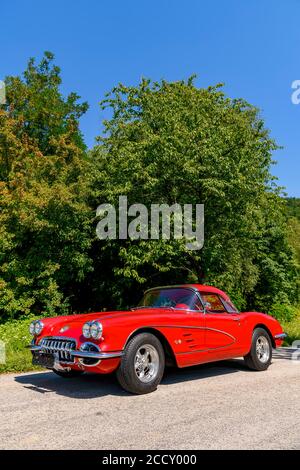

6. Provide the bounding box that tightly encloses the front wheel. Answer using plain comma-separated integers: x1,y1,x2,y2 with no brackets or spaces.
244,328,272,371
116,333,165,394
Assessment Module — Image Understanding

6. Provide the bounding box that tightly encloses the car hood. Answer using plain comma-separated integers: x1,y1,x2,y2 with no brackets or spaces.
40,311,124,334
39,308,162,338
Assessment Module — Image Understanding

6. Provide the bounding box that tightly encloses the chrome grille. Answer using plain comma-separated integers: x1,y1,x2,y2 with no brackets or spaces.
40,337,76,363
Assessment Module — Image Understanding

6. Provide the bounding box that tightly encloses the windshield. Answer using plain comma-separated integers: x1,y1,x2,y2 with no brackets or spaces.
138,288,203,311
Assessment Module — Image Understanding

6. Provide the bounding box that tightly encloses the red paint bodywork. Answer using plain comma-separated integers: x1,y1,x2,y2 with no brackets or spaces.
33,284,285,374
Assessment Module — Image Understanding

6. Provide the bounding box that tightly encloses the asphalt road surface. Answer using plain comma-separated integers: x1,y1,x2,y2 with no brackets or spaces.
0,349,299,450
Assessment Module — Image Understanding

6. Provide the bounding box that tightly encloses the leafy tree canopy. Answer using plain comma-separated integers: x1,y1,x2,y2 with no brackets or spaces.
285,197,300,220
90,78,298,310
0,55,298,320
0,53,93,319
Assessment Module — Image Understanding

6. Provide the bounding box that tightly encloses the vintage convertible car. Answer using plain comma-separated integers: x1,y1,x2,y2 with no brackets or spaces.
29,284,286,394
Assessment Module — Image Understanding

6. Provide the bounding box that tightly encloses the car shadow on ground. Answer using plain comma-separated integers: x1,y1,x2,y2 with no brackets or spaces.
162,358,250,386
15,370,126,399
14,358,250,399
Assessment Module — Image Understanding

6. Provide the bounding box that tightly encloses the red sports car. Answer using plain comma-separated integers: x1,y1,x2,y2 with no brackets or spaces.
29,284,286,394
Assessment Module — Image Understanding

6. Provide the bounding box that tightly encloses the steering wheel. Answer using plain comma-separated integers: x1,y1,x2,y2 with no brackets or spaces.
175,303,189,309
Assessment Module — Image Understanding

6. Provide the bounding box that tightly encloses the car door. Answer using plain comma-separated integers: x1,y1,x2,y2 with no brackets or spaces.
201,293,245,359
171,292,207,367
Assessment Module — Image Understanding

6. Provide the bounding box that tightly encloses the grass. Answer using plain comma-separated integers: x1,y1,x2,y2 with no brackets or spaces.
282,309,300,346
0,316,42,373
0,310,299,374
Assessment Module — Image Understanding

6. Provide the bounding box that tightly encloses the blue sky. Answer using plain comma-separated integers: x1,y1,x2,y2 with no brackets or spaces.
1,0,299,196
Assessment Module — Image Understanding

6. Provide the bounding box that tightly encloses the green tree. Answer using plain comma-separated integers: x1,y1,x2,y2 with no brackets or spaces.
287,216,300,264
90,78,298,311
1,57,298,319
5,51,88,155
285,197,300,220
0,53,93,320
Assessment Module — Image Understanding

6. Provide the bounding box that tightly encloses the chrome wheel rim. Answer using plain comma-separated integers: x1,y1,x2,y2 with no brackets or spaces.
256,336,270,363
134,344,160,383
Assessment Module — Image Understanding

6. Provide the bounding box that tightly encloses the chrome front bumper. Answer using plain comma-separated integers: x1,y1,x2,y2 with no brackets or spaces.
29,344,123,360
274,333,287,340
72,350,123,359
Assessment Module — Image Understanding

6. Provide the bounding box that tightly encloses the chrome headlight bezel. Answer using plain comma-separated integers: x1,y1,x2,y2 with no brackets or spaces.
34,320,44,335
29,321,36,335
29,320,44,336
90,321,103,340
82,322,92,339
82,321,103,340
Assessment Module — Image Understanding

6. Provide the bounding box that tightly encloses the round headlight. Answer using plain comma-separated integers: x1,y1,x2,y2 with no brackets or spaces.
90,321,103,340
29,321,36,335
82,322,91,338
34,320,44,335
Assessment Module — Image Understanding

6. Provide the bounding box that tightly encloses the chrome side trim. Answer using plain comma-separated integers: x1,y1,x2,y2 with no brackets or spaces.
142,324,236,342
176,343,237,355
274,333,287,339
160,325,236,353
122,324,237,356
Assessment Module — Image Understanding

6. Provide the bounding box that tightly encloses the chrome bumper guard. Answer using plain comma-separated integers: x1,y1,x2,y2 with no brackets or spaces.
274,333,287,339
29,344,123,360
71,350,123,359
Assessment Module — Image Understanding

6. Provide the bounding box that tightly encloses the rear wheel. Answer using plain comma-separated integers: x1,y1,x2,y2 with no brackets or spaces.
52,369,84,378
116,333,165,394
244,328,272,371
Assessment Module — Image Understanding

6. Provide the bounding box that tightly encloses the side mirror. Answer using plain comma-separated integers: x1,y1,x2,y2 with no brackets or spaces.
203,301,212,311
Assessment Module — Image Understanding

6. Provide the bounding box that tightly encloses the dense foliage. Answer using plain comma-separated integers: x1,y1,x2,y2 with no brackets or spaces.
0,53,94,318
90,80,299,311
0,53,299,321
285,198,300,298
286,197,300,220
0,315,41,372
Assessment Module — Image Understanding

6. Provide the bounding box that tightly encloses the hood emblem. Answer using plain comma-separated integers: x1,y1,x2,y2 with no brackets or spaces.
59,325,69,333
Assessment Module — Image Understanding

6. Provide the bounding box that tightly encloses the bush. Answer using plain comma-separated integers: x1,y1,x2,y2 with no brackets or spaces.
0,316,41,373
268,302,298,322
281,309,300,345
